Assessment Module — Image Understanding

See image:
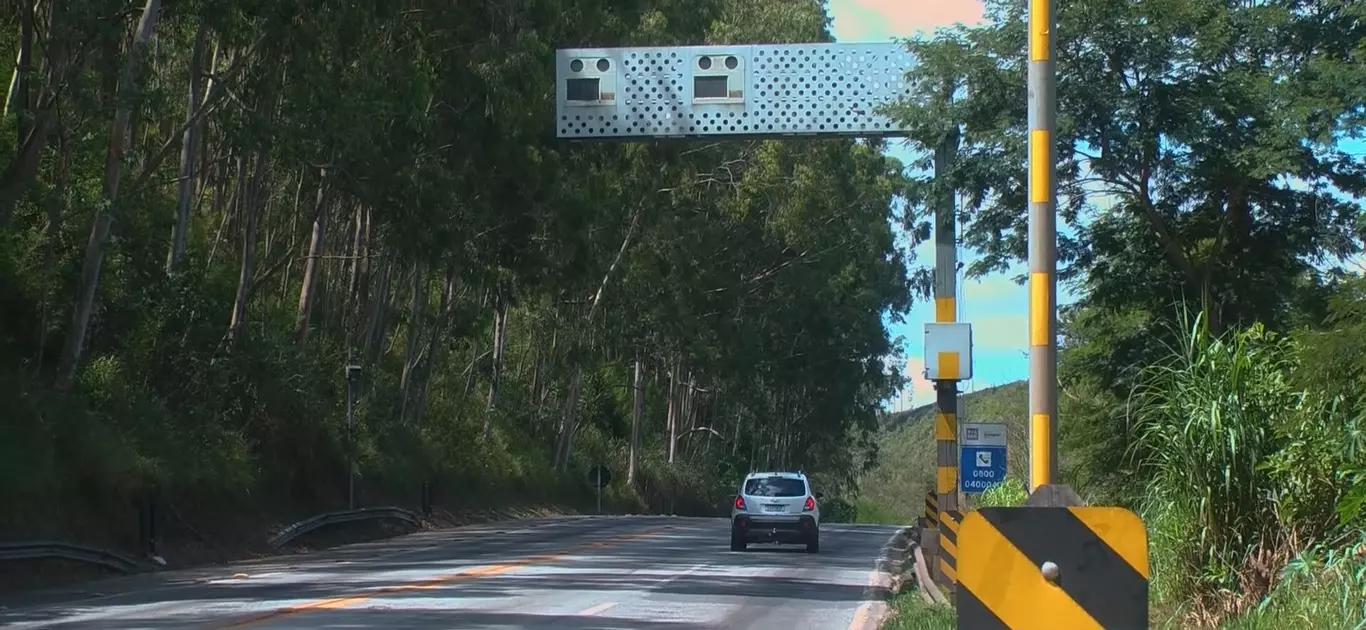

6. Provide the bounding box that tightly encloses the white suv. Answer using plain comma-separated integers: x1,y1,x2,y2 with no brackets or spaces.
729,471,822,553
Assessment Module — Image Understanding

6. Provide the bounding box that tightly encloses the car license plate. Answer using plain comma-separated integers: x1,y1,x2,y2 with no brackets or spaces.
764,503,785,512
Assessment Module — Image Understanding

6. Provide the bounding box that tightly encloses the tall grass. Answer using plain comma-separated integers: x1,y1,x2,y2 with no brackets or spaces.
1225,532,1366,630
1130,309,1363,625
883,589,956,630
1131,313,1289,599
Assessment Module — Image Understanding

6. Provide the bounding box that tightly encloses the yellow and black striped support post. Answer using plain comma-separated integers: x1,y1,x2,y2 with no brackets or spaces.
933,393,961,587
930,104,963,589
956,506,1149,629
937,507,962,585
925,492,939,528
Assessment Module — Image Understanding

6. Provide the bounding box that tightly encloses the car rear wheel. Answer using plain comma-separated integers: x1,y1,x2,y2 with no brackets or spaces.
805,531,820,553
730,529,748,551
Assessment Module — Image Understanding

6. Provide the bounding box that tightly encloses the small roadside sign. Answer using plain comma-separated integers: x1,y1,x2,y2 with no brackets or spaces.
959,422,1007,494
589,465,612,489
589,465,612,515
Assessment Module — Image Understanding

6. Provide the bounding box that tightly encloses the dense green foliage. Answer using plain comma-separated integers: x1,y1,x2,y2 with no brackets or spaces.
867,0,1366,626
5,0,1365,623
0,0,913,553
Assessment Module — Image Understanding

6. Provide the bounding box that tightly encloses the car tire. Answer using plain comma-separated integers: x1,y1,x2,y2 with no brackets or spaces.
730,526,748,551
806,531,820,554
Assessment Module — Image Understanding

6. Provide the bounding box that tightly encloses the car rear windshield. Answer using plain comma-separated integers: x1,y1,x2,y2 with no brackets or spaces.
744,477,807,497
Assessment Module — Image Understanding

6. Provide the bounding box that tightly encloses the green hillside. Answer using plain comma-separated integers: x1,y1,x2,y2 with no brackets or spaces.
860,381,1028,523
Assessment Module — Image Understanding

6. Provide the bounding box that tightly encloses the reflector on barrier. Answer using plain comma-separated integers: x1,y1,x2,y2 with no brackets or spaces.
957,506,1149,630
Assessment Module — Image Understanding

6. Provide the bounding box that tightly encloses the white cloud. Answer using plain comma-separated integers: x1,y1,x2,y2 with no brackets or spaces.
901,357,937,408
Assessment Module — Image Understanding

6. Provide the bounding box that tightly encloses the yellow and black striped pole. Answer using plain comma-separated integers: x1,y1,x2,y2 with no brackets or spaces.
933,99,963,587
1027,0,1058,491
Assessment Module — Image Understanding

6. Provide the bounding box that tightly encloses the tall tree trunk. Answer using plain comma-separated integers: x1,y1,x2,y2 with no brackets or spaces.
667,355,680,464
294,172,331,342
682,374,697,459
226,149,268,347
414,265,458,424
165,20,208,276
399,262,427,422
482,286,509,443
225,52,283,347
555,366,584,471
55,0,162,388
280,169,304,301
357,207,373,306
206,153,243,269
553,207,642,467
364,256,393,363
731,405,742,457
196,39,220,201
628,353,644,486
526,331,554,442
5,0,38,145
33,128,71,369
0,0,67,226
529,344,543,416
343,204,367,330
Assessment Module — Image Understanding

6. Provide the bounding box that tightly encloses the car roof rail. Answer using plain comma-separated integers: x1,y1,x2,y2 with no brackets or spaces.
745,469,806,478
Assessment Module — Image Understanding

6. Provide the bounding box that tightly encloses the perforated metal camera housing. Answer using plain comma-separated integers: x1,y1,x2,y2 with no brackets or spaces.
555,43,913,139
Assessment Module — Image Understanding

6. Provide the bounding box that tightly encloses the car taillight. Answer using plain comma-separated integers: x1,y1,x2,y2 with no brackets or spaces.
734,495,747,510
803,496,816,511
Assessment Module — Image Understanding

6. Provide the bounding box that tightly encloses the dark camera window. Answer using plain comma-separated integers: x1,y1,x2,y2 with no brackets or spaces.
566,78,600,102
694,76,729,99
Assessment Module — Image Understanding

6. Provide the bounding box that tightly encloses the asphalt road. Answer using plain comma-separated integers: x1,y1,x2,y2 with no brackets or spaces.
0,516,904,630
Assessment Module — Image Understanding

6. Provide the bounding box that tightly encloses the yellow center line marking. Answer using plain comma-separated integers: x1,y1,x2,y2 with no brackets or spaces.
576,602,617,616
204,525,673,629
847,570,877,630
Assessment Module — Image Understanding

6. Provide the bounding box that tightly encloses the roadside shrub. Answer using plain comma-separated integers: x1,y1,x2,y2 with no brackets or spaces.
974,476,1028,508
1130,310,1363,624
821,496,858,522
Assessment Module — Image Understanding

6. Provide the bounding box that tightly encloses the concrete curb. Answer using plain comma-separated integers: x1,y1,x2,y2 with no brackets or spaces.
854,525,919,630
913,544,949,605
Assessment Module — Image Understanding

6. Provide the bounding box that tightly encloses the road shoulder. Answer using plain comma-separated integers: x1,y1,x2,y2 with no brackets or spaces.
849,524,917,630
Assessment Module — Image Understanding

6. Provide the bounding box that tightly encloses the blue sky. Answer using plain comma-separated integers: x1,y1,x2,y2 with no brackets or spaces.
821,0,1366,412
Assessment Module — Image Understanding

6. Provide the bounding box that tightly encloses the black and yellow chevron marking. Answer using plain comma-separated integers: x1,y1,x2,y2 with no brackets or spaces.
937,509,962,584
957,507,1148,630
925,492,938,527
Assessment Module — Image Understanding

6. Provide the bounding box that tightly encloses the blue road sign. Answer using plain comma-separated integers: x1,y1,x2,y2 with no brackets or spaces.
960,422,1008,494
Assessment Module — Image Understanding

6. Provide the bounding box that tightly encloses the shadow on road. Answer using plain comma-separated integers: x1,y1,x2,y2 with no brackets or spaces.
0,518,901,629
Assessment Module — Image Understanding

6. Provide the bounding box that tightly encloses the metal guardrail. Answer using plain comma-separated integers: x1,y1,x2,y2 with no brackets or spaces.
268,506,421,549
0,541,147,574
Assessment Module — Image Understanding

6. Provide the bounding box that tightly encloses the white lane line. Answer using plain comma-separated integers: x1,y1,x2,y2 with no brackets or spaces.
650,561,710,588
577,602,618,615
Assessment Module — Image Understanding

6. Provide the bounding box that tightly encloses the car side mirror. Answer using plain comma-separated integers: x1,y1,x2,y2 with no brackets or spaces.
814,492,824,500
